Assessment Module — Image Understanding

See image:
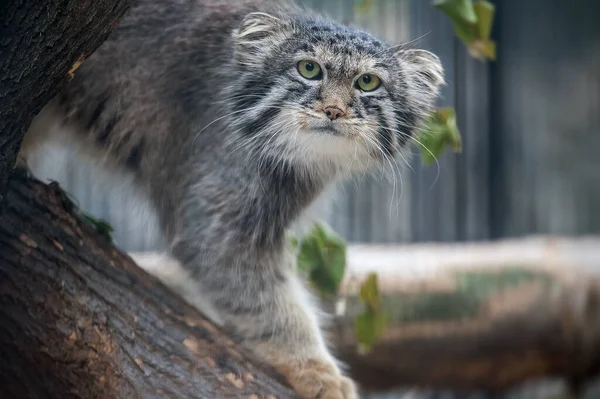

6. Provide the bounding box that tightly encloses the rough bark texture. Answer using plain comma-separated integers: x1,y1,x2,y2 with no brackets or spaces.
0,0,131,207
0,170,297,398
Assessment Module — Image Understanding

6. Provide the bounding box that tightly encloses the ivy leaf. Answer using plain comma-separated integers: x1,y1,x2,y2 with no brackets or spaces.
418,107,462,166
469,1,496,60
359,273,380,311
297,223,347,297
434,0,496,61
433,0,477,24
355,273,387,352
433,0,478,44
355,309,387,351
474,1,495,40
468,39,496,60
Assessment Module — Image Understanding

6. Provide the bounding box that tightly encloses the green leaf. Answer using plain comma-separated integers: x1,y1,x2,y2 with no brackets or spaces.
468,39,496,60
355,273,387,351
474,1,495,40
433,0,479,44
418,107,462,166
450,21,479,45
297,223,347,297
433,0,477,24
354,309,387,350
359,273,380,311
434,0,496,62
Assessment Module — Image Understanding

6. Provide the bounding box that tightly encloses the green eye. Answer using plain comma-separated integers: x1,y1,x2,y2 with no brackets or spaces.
356,74,381,92
297,60,322,80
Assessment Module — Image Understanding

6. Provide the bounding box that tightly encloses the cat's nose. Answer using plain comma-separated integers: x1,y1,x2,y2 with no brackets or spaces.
323,106,345,120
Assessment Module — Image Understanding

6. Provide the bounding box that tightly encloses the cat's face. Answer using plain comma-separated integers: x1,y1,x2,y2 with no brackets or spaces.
230,12,444,174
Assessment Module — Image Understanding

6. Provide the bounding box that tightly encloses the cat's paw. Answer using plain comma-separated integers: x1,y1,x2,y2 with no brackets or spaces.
275,359,358,399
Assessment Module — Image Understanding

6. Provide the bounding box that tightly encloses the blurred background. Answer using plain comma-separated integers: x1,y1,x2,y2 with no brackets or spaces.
28,0,600,250
27,0,600,398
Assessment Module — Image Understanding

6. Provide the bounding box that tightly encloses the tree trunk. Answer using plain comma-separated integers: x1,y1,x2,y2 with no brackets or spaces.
0,0,130,205
0,170,297,398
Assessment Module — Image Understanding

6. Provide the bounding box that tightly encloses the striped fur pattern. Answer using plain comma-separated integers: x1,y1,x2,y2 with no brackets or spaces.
20,0,444,397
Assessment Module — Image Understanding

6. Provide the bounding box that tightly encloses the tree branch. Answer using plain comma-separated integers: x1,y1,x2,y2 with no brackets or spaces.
0,171,297,398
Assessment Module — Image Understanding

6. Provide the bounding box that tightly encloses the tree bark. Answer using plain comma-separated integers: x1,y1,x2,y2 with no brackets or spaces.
0,170,297,398
0,0,130,206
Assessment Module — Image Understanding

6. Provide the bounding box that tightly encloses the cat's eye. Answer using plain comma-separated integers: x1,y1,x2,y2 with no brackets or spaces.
297,60,322,80
356,74,381,92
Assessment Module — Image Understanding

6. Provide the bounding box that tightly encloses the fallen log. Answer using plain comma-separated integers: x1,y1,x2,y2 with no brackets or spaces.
134,238,600,394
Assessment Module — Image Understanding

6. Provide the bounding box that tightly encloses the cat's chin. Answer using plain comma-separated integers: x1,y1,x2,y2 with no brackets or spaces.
287,127,376,172
309,126,343,136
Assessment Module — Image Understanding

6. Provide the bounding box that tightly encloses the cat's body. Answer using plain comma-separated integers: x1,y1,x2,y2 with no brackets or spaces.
21,0,443,397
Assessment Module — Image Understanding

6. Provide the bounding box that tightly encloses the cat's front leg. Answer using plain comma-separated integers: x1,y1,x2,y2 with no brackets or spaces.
169,238,358,399
244,271,358,399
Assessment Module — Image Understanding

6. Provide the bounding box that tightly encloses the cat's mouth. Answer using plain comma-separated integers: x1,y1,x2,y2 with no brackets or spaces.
297,110,365,139
310,122,343,136
299,114,346,136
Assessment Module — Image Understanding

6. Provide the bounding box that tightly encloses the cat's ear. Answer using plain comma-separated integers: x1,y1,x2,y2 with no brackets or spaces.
233,12,288,66
398,49,445,102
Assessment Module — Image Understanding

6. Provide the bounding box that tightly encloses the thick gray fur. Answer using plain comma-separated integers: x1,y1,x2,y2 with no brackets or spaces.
21,0,444,397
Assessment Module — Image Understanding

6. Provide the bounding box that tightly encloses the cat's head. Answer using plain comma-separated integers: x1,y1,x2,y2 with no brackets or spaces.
229,11,444,175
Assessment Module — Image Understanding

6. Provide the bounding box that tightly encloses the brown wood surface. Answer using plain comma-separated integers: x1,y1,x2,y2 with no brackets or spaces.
0,171,297,398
